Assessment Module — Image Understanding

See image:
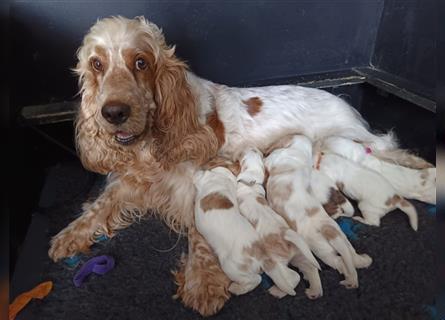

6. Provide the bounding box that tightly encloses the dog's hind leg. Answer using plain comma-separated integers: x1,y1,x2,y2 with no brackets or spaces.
291,256,323,299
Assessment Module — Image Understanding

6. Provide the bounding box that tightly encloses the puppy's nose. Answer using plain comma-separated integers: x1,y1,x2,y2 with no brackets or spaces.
101,103,131,125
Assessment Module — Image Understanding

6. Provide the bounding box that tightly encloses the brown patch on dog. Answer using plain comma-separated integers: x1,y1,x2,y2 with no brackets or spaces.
262,231,294,260
400,199,411,207
336,182,345,191
264,168,270,187
201,157,241,176
306,207,320,217
268,181,293,203
243,97,263,117
385,195,401,207
256,196,268,206
321,225,339,240
263,257,277,272
420,170,430,186
200,193,234,212
323,188,347,216
263,134,295,156
373,149,434,169
206,109,225,147
314,152,324,170
420,171,429,179
269,165,296,176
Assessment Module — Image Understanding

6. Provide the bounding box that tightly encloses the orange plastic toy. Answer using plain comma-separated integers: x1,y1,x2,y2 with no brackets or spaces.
9,281,53,320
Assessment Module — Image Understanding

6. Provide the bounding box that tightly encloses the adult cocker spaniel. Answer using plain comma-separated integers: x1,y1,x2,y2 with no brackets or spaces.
48,16,431,316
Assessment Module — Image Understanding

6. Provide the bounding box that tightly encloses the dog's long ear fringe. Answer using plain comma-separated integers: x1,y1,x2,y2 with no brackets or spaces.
150,50,218,168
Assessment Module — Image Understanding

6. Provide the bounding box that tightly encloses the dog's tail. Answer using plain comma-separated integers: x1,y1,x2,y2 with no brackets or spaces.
264,263,300,296
284,230,320,270
395,198,418,231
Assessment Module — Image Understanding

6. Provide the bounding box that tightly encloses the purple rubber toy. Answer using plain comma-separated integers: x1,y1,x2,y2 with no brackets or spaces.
73,255,115,287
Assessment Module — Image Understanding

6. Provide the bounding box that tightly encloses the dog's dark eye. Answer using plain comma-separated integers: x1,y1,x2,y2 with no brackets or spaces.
135,58,147,71
91,58,103,72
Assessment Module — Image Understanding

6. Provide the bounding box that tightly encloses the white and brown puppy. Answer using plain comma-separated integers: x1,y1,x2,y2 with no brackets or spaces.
321,137,436,204
265,135,372,289
310,169,355,219
237,148,322,299
194,166,298,296
314,147,419,230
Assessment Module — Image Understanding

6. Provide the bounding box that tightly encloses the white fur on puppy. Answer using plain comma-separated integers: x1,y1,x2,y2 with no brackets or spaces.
316,150,418,231
322,137,435,204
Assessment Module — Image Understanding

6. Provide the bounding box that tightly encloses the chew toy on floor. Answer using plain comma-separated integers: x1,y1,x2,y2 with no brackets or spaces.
337,217,363,241
62,234,110,269
9,281,53,320
73,255,115,287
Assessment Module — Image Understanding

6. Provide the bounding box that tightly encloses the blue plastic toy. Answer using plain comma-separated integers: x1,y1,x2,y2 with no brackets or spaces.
337,217,363,241
260,273,274,290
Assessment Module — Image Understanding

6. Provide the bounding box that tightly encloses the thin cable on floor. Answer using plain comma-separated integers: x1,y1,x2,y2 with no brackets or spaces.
151,232,182,253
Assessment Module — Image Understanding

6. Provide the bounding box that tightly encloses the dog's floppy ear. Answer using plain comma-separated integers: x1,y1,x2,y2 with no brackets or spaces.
150,47,218,168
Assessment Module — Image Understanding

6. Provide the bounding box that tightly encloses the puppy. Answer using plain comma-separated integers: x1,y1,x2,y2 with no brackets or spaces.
237,148,322,299
265,135,372,289
314,147,419,230
194,166,297,296
310,169,355,219
321,137,435,204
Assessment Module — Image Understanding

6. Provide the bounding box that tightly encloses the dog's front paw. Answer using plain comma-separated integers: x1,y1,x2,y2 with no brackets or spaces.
48,227,93,262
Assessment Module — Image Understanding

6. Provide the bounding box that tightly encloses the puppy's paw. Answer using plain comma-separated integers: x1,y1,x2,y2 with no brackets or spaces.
268,286,287,299
340,278,358,289
305,287,323,300
48,227,93,262
355,254,373,269
228,282,248,296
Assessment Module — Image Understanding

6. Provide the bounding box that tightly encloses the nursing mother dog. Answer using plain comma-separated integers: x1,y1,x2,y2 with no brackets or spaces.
48,16,429,316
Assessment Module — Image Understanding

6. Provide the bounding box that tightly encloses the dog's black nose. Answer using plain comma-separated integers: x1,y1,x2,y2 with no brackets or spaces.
101,103,131,125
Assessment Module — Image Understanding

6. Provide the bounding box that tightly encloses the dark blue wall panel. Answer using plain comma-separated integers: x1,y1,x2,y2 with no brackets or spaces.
10,0,384,112
372,0,435,98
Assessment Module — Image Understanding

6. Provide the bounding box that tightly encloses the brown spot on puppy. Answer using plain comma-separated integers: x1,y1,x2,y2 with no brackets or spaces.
400,199,411,207
264,168,270,187
268,181,293,203
200,193,234,212
321,225,339,240
256,196,268,206
242,97,263,117
201,157,241,176
263,134,295,155
270,165,296,176
385,195,401,207
263,258,277,272
206,109,225,147
262,231,295,259
420,169,430,186
323,188,347,216
336,182,345,191
306,207,320,216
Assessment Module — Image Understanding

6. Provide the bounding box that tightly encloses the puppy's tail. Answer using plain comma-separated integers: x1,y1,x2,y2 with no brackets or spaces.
264,263,300,296
395,198,418,231
284,230,320,270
